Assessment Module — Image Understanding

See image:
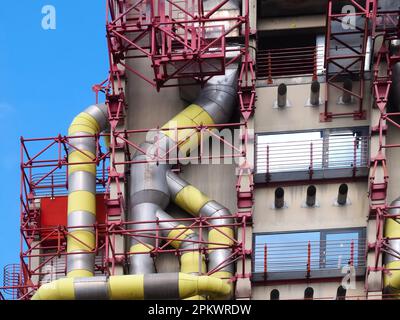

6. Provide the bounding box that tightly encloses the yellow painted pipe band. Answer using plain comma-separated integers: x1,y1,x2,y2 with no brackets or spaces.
174,185,210,216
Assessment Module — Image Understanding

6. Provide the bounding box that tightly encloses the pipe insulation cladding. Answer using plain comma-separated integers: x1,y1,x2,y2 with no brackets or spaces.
32,273,231,300
32,67,238,300
128,67,237,272
66,104,109,278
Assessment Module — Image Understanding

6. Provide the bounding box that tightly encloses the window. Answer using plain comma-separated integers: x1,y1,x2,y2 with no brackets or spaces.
253,228,366,281
255,127,369,183
270,289,280,300
256,31,325,80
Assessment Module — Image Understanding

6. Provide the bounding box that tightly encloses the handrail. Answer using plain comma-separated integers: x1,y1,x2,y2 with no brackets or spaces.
254,238,365,275
256,135,369,174
256,45,325,82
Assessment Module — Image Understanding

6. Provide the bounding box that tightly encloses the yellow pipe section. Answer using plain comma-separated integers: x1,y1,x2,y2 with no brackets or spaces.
162,104,215,153
167,226,206,300
175,185,211,216
171,184,234,298
31,273,231,300
384,217,400,297
67,111,102,278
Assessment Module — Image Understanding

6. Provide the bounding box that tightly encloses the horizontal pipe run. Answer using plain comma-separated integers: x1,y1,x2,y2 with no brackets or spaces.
31,273,231,300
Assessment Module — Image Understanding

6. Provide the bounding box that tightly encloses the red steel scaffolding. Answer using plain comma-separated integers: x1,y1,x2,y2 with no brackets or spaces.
0,123,250,299
321,0,373,122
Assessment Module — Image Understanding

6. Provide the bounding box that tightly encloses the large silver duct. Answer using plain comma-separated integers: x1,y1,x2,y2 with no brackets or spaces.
128,67,238,276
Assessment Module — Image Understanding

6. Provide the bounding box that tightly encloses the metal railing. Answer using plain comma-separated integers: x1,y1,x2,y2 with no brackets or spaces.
256,135,369,175
374,11,400,39
31,171,107,197
256,45,325,82
1,264,21,300
254,238,367,281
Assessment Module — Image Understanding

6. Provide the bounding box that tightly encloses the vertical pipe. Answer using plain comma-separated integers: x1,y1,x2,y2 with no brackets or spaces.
310,80,320,106
264,244,267,281
274,187,284,209
266,145,269,178
337,183,348,205
350,240,354,266
267,51,272,84
309,142,313,175
307,241,311,278
277,83,287,108
312,46,317,81
66,104,108,278
342,79,353,104
306,185,316,207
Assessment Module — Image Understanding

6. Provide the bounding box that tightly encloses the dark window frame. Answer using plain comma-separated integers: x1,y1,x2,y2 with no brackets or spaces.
254,126,370,184
252,227,367,282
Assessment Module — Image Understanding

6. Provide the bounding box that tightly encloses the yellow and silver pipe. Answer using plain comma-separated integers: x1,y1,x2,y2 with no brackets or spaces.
128,68,237,276
156,208,206,300
32,272,231,300
35,68,238,299
383,197,400,297
166,171,234,297
67,104,108,278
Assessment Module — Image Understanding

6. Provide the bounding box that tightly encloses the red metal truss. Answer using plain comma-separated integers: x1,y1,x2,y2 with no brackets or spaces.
0,135,110,299
105,0,256,214
110,122,247,166
105,215,249,279
366,4,400,297
321,0,373,122
106,0,253,90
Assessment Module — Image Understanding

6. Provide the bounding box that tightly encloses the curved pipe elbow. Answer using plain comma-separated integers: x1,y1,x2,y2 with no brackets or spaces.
31,278,75,300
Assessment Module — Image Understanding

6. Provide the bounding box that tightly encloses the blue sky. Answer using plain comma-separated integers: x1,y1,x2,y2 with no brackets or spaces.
0,1,108,285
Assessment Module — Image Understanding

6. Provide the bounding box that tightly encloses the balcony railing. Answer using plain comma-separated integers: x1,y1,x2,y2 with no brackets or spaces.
256,45,325,82
31,171,107,197
255,135,369,183
253,238,367,282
